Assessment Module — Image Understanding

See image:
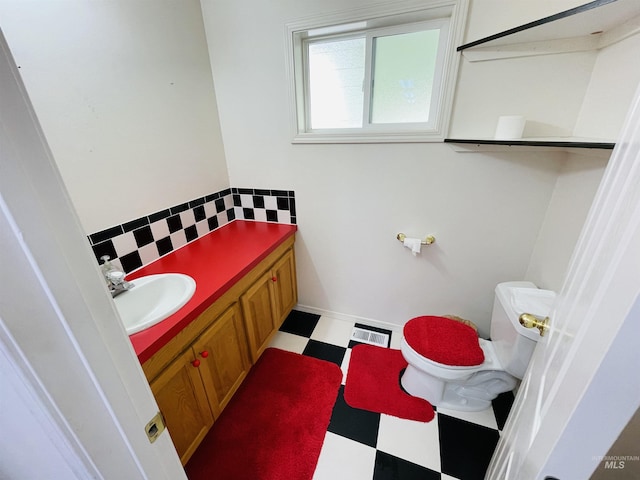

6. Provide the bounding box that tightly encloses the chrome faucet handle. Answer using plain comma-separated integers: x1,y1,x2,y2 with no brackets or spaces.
106,270,125,285
105,269,133,298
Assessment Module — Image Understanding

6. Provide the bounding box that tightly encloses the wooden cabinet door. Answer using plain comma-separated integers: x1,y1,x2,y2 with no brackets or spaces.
150,348,213,465
271,248,297,327
241,270,278,362
194,304,250,416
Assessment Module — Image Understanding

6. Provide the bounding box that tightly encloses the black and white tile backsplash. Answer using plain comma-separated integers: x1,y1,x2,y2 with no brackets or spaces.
88,187,296,273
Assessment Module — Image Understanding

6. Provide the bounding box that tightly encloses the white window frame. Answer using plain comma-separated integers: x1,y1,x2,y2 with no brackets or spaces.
285,0,469,144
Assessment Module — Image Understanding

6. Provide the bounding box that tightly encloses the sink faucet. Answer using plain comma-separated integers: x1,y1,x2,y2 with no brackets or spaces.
100,256,133,298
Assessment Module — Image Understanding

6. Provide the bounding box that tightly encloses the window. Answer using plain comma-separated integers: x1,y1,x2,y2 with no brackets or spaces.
286,1,468,143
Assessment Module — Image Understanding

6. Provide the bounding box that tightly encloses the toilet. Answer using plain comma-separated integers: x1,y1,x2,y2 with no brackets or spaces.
400,281,556,411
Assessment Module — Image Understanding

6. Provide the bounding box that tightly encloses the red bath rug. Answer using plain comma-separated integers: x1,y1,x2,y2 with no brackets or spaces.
344,344,435,422
185,348,342,480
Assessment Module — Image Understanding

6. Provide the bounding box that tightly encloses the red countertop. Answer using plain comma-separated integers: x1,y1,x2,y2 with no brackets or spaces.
127,220,297,364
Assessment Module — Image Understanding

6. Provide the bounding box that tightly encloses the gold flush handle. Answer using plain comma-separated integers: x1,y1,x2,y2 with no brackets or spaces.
519,313,550,337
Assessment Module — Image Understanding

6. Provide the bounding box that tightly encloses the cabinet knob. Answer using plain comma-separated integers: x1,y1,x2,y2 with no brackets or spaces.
191,359,201,368
272,276,277,282
200,351,209,358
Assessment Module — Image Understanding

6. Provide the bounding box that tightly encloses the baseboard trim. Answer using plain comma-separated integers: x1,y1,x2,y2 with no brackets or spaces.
294,304,402,333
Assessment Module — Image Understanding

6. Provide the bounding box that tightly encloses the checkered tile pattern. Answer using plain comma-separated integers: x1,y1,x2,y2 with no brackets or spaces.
268,310,514,480
87,188,296,273
233,188,296,225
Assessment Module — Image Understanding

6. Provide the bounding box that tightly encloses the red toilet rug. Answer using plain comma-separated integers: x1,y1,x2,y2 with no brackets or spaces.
345,344,435,422
404,316,484,366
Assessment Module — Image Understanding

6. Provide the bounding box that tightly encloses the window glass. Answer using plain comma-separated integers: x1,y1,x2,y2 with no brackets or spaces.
370,29,440,124
286,1,466,143
308,37,366,129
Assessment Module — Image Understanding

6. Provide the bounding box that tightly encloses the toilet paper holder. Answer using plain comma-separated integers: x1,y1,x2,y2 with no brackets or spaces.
396,233,436,245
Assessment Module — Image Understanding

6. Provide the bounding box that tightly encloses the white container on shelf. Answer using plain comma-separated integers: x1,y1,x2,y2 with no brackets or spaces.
494,115,526,140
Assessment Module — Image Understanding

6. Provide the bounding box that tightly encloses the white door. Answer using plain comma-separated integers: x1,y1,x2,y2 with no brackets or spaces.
0,29,187,479
487,87,640,479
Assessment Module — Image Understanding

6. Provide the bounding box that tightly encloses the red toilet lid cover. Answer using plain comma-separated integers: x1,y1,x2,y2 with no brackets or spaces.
404,316,484,367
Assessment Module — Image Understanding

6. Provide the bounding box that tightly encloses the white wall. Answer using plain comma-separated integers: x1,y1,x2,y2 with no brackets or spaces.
525,29,640,291
0,0,627,336
574,33,640,140
449,50,596,139
462,0,586,41
0,0,229,234
525,153,608,292
198,0,596,335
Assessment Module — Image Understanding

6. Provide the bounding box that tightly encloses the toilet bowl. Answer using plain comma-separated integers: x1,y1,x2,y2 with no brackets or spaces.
401,334,517,411
400,281,556,412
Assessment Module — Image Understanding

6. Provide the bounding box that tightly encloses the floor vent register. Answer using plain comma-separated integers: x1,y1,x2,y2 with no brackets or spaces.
350,327,389,348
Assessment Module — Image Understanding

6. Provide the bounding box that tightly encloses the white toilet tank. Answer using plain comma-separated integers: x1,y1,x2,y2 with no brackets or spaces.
490,281,556,378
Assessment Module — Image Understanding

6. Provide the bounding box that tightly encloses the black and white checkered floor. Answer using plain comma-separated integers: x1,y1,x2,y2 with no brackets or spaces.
269,310,515,480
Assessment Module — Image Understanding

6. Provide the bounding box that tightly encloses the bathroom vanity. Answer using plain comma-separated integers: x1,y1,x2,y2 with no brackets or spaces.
127,221,297,464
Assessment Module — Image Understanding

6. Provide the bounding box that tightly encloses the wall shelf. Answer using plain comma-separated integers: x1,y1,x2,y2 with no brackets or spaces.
444,138,615,150
448,0,639,151
457,0,639,54
443,139,615,158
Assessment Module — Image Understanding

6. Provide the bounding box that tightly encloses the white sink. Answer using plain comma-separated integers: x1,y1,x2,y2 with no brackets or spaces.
114,273,196,335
